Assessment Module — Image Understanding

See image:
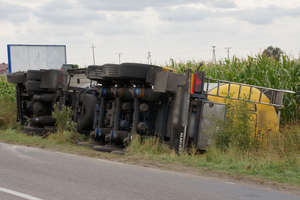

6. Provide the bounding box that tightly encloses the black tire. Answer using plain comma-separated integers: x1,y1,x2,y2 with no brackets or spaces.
87,63,157,80
25,80,42,92
39,70,63,89
27,70,42,81
120,63,160,79
77,94,97,133
33,101,50,116
120,63,158,69
7,72,26,84
33,93,57,103
87,64,119,80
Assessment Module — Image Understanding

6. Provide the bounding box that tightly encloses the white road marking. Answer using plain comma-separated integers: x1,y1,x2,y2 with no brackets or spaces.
0,187,44,200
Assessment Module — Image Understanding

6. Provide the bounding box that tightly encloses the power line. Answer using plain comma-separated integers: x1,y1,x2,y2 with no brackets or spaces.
225,47,232,60
147,51,152,64
116,52,122,64
212,46,216,64
91,44,96,65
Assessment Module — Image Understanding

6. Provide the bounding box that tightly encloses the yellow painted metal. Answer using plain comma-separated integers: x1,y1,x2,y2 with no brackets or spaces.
208,84,279,138
161,66,174,72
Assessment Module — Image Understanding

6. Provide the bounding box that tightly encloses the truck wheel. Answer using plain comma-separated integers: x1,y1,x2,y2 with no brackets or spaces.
33,101,50,116
77,94,97,133
25,80,42,92
7,72,26,84
27,70,42,81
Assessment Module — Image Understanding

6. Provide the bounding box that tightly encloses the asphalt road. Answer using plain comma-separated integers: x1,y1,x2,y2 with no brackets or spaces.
0,142,299,200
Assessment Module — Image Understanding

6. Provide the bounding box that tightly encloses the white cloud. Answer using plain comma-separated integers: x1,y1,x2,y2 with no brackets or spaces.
0,0,299,65
34,0,106,25
80,0,236,11
0,1,31,23
233,6,300,25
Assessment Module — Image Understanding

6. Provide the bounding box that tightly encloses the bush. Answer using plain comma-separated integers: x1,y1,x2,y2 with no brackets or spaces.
0,77,16,128
51,104,83,143
0,76,16,102
52,104,76,134
214,100,256,152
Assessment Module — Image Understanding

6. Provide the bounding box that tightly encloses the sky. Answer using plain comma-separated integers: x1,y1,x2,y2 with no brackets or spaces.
1,0,300,66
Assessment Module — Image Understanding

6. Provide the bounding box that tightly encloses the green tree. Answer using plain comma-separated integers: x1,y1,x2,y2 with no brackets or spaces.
262,46,283,61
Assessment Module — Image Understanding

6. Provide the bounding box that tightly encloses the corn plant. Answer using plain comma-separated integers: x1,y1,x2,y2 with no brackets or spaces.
0,77,16,128
0,76,16,102
167,55,300,124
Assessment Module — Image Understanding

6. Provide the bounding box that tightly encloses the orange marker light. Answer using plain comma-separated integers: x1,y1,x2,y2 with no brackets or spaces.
190,74,195,94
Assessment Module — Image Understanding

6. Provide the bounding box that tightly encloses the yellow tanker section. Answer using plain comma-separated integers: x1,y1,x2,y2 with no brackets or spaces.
208,84,279,138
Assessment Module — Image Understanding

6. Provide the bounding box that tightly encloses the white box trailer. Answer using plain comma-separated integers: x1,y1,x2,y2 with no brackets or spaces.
7,44,67,73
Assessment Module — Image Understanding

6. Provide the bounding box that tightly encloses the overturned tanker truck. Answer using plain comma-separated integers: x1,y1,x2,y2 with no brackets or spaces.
7,63,294,152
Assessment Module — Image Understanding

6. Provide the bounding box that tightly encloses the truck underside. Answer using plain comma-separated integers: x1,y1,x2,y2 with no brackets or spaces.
7,63,293,153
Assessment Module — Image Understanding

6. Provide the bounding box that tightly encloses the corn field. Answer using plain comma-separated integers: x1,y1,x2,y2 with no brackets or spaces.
0,76,16,101
0,56,299,124
0,76,16,128
167,55,300,124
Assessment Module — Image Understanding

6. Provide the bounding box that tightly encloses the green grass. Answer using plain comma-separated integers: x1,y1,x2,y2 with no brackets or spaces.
0,76,16,101
127,126,300,186
0,77,17,129
0,125,299,187
0,129,121,160
0,129,76,149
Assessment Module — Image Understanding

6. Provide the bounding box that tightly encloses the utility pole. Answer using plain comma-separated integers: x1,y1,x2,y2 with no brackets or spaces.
147,51,152,64
212,46,216,64
91,44,96,65
225,47,231,60
117,52,122,64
